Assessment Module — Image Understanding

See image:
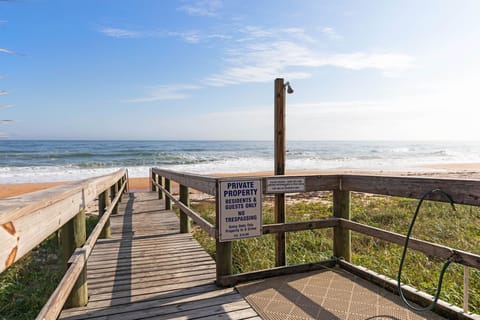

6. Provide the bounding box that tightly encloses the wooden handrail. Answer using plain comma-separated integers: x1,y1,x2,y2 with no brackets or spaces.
150,168,479,317
36,178,127,320
0,168,127,273
149,168,480,269
151,168,217,195
340,218,480,269
151,178,216,238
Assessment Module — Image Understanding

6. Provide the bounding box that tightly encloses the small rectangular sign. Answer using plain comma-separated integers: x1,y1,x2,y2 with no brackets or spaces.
219,179,262,242
266,177,306,193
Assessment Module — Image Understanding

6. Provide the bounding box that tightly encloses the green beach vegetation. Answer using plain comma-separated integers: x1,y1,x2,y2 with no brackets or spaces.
0,194,478,318
191,192,480,314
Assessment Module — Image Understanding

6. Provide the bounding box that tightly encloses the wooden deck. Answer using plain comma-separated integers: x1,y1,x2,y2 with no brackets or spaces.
59,192,260,320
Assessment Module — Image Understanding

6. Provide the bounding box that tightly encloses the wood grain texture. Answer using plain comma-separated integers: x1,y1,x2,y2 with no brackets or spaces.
58,192,258,320
151,168,217,195
340,219,480,268
0,169,126,273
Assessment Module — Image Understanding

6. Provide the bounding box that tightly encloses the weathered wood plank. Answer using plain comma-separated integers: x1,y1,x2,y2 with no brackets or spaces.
61,286,237,316
152,168,217,195
87,278,216,304
262,218,339,234
62,283,222,313
218,259,337,287
0,169,126,272
341,174,480,205
87,266,217,291
333,190,351,261
59,192,258,320
340,219,480,268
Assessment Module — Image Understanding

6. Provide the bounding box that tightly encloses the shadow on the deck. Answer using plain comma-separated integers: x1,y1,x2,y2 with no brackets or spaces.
236,268,444,320
59,192,258,320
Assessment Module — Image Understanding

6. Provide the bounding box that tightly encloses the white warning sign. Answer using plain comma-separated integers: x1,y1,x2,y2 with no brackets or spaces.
219,179,262,242
266,177,306,193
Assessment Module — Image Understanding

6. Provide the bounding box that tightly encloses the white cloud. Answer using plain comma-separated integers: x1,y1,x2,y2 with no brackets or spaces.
167,31,202,43
0,105,12,109
202,25,414,86
125,85,201,102
99,27,140,38
325,53,414,75
321,27,342,40
0,48,22,55
0,120,14,124
178,0,222,17
0,90,8,95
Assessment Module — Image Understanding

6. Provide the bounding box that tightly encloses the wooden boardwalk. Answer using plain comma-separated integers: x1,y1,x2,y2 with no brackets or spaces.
59,192,260,320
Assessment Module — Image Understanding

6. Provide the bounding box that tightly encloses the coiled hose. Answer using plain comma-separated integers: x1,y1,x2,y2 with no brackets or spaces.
397,189,456,312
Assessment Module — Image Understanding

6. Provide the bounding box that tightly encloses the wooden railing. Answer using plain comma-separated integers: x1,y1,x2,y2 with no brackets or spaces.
0,169,128,320
151,168,480,320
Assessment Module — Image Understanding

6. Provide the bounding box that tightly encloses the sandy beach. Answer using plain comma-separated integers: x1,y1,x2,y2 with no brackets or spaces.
2,163,480,199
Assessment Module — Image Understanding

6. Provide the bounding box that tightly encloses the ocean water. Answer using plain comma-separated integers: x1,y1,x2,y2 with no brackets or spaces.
1,140,480,183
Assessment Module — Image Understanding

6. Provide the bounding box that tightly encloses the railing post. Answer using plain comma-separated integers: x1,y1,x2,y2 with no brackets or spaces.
99,189,111,238
154,173,159,193
165,178,172,210
117,179,123,201
150,168,155,191
158,175,163,200
333,189,351,262
111,183,118,215
215,182,232,284
180,184,191,233
60,210,88,307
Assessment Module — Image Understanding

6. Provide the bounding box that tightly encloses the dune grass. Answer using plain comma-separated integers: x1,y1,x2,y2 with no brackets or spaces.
191,192,480,314
1,193,478,318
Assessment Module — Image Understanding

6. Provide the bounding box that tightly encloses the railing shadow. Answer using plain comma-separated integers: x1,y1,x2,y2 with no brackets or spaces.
110,192,135,305
236,268,445,320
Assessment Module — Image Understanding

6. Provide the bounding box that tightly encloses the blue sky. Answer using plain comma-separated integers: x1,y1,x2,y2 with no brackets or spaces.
1,0,480,140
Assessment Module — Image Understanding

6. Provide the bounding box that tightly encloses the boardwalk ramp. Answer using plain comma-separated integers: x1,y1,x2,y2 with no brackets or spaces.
59,192,259,320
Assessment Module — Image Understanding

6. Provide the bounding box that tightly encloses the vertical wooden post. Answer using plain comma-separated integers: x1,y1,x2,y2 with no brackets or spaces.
150,168,155,191
60,220,74,274
60,210,88,307
117,179,123,201
180,184,191,233
333,189,351,262
158,176,163,200
165,178,172,210
215,182,232,284
274,78,286,267
111,184,118,215
99,190,111,238
154,174,159,194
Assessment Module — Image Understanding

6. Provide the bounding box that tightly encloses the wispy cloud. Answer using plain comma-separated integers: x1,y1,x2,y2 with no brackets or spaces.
99,27,141,38
321,27,342,40
0,104,12,109
205,25,413,86
0,90,8,95
99,25,228,44
178,0,222,17
125,84,201,102
325,53,413,70
0,120,14,124
0,48,23,55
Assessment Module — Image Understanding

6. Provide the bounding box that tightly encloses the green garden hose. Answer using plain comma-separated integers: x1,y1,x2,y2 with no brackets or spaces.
397,189,456,312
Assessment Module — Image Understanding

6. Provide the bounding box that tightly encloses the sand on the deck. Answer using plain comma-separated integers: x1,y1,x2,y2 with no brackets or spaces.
2,164,480,199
